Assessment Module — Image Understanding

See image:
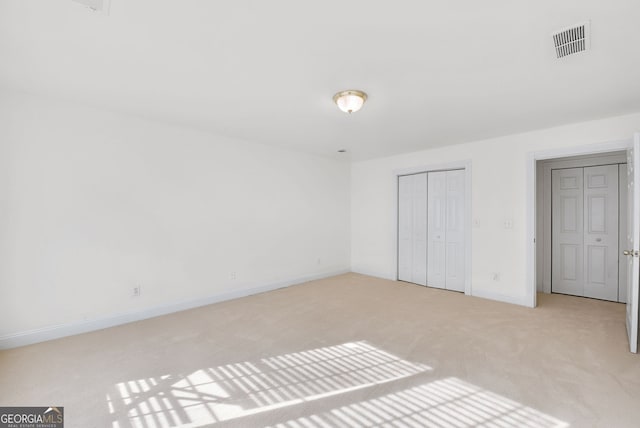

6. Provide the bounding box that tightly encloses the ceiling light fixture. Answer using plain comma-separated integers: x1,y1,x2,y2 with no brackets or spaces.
333,90,367,114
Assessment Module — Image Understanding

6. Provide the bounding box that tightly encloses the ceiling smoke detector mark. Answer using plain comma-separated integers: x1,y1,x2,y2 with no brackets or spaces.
552,21,590,59
72,0,111,14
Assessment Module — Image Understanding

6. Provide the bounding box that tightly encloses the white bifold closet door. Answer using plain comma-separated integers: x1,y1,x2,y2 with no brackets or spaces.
398,173,427,285
427,171,447,288
444,170,466,291
427,170,466,291
399,170,465,291
552,165,619,301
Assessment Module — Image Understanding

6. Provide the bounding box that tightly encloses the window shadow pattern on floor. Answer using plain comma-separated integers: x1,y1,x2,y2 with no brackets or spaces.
106,341,567,427
269,377,568,428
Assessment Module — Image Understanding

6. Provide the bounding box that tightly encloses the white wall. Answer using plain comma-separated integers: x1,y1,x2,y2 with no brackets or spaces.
351,113,640,306
0,90,350,343
3,87,640,347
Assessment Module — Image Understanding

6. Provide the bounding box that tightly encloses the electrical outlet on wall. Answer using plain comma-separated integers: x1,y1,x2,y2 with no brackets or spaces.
229,271,237,280
491,272,500,282
132,286,141,297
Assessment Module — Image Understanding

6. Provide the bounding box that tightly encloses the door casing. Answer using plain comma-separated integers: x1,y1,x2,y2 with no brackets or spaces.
526,139,633,308
538,152,627,298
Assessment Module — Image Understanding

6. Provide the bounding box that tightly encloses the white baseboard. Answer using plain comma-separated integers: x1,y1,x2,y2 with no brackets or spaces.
351,269,533,307
471,288,530,307
351,266,395,281
0,269,349,350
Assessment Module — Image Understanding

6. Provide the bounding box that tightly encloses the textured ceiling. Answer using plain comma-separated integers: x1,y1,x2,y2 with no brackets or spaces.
1,0,640,160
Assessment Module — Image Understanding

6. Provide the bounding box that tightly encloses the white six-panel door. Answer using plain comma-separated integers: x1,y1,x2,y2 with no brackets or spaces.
552,165,620,302
583,165,619,301
625,135,640,354
552,168,585,296
398,174,427,285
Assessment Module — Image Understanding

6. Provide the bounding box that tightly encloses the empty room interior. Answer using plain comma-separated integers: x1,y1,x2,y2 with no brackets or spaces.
3,1,640,427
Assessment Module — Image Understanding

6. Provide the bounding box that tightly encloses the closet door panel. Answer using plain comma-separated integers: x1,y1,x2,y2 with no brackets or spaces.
428,171,447,289
412,174,428,285
445,170,465,291
398,175,413,282
619,164,628,303
552,168,585,296
583,165,618,301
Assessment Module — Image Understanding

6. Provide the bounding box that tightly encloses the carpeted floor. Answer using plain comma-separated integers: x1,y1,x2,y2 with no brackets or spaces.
1,273,639,427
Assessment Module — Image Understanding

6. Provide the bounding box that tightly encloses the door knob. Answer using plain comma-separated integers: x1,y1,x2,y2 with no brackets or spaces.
623,250,639,257
624,250,631,256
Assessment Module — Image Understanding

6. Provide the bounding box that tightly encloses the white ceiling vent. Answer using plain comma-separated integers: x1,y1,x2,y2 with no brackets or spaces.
72,0,110,14
552,22,590,59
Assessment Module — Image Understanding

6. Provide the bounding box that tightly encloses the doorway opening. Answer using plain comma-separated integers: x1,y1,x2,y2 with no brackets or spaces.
527,136,639,353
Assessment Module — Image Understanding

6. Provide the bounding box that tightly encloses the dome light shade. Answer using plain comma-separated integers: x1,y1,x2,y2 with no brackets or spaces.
333,90,367,114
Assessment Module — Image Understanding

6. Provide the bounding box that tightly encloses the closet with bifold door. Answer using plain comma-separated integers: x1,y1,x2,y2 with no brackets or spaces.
398,169,466,292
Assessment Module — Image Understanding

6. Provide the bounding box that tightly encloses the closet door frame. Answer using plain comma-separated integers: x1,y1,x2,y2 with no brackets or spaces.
393,160,472,296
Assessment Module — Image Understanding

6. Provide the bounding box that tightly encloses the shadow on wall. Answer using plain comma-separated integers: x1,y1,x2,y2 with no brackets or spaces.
105,341,567,427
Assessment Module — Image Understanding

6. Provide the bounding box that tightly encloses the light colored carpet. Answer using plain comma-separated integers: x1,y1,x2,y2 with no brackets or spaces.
1,273,639,427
